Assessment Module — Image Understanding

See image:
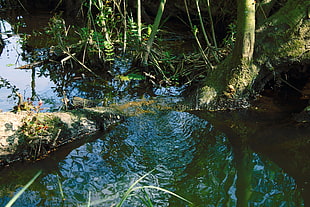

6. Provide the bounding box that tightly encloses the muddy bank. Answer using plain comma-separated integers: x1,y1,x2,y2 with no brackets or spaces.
0,107,123,166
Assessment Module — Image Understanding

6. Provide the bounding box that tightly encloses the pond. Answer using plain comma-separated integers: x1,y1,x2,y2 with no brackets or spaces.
0,10,309,207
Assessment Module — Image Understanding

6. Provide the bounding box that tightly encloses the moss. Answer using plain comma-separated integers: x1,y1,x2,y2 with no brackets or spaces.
256,0,310,64
199,53,259,110
199,85,218,107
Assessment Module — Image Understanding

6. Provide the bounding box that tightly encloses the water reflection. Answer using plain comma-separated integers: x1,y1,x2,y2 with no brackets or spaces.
0,110,305,206
0,16,157,112
0,19,59,111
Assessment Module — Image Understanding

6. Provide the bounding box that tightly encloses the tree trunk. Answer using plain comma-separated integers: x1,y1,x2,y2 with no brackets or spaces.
199,0,310,110
253,0,310,92
199,0,257,109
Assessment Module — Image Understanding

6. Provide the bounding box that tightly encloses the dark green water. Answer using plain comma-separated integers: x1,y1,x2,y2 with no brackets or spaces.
0,109,308,206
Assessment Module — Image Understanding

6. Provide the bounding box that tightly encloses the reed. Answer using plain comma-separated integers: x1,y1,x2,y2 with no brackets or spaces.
137,0,142,42
195,0,219,63
206,0,217,49
57,174,65,201
5,169,192,206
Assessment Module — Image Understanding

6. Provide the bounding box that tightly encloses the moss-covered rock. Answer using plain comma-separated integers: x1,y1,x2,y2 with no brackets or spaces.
0,107,123,166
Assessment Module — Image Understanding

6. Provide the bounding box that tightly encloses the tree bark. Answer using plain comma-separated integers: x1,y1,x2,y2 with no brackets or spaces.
232,0,255,65
253,0,310,92
199,0,310,110
199,0,257,109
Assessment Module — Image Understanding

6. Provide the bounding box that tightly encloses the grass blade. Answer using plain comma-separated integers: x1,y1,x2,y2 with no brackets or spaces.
5,170,42,207
116,169,155,207
133,186,193,205
87,191,91,207
57,174,65,201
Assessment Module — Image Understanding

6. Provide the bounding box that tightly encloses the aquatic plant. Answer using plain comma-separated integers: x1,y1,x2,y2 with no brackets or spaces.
142,0,167,66
20,0,231,88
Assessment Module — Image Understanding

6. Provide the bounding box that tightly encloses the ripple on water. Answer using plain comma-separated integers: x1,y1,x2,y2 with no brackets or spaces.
0,110,304,206
41,110,209,206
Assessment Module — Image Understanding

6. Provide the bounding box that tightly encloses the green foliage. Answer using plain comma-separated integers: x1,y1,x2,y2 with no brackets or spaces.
20,115,52,140
18,114,65,159
4,169,191,206
76,27,115,61
117,169,192,206
0,76,19,100
126,15,152,56
115,73,146,81
44,8,117,68
126,15,142,49
222,22,237,49
36,0,200,85
103,40,115,61
45,15,69,42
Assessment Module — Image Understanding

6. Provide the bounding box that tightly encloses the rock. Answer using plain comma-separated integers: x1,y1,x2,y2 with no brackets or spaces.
0,107,123,166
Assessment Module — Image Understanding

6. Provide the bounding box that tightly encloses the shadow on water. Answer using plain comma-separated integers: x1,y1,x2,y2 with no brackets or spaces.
0,109,308,206
0,8,309,207
190,109,309,206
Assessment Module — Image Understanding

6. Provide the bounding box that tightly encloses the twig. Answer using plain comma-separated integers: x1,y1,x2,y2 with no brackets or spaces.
280,77,303,94
53,129,62,147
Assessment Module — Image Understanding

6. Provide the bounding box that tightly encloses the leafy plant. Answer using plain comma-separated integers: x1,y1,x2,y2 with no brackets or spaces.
0,76,20,100
14,101,65,159
222,22,237,49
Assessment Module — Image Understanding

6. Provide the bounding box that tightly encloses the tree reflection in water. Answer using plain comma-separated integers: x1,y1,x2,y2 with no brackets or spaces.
0,110,305,206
